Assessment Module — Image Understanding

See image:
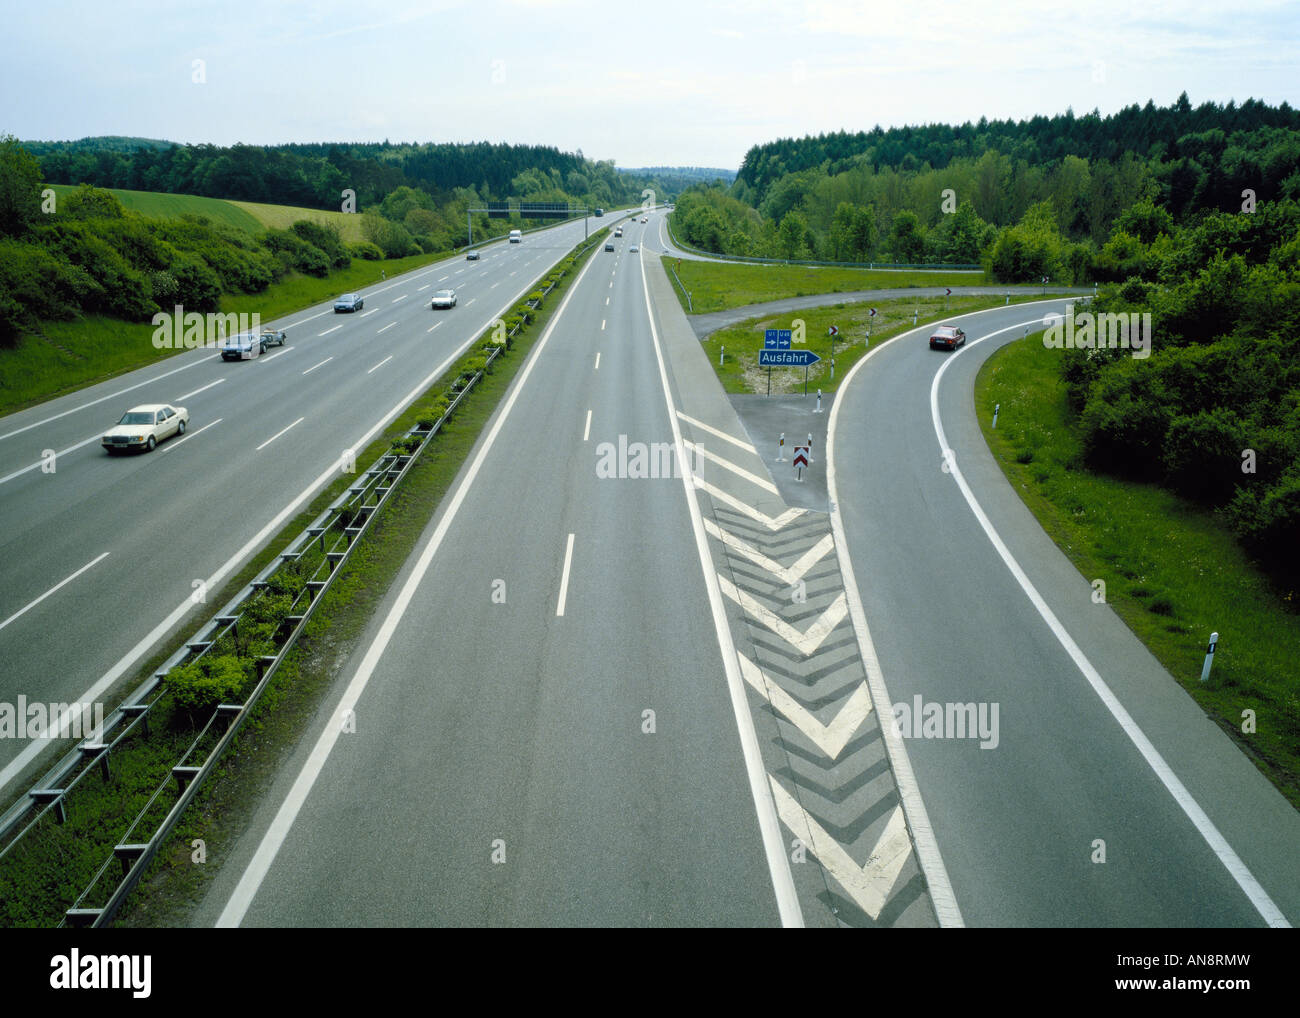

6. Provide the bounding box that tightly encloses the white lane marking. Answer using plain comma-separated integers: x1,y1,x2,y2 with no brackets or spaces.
159,417,221,454
417,285,430,292
594,352,600,371
637,247,804,928
601,319,605,331
215,237,606,927
676,411,752,453
301,357,333,376
490,282,499,289
174,378,225,403
255,416,304,451
693,477,804,531
260,346,293,363
682,440,777,494
438,275,449,282
583,409,592,442
703,520,833,585
771,781,911,921
392,295,406,303
465,298,476,306
0,358,206,442
720,578,847,655
359,308,378,317
427,322,442,334
0,432,104,486
376,323,396,335
509,271,517,277
367,356,393,374
555,533,576,617
930,319,1291,928
318,325,343,337
826,301,1084,928
605,297,609,305
0,552,110,633
739,652,873,761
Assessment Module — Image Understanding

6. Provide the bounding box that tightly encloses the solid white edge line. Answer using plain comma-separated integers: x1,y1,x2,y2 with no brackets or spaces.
0,552,110,633
0,229,597,798
215,236,606,928
638,252,804,929
931,317,1291,929
555,533,576,617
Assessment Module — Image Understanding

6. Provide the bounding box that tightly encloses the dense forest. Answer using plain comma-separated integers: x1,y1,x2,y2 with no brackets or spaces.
24,137,670,214
670,94,1300,275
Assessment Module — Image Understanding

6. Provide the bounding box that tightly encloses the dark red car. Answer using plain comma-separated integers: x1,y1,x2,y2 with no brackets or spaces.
929,325,966,351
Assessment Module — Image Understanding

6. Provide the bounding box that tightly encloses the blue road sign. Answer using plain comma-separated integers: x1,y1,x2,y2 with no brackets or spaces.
759,349,821,367
764,329,793,350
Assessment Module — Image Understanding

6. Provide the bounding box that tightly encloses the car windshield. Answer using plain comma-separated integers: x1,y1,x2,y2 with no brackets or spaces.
338,294,356,301
118,412,154,425
435,290,453,298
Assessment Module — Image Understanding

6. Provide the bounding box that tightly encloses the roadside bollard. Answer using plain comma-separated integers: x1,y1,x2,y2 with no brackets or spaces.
777,433,786,462
1200,632,1219,682
993,403,1000,428
814,389,823,414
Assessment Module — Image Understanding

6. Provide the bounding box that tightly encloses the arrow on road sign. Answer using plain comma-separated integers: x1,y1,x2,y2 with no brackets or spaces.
793,447,809,468
759,349,821,367
828,325,839,336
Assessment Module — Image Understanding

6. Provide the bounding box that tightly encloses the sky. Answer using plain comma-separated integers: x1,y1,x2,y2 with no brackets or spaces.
4,0,1299,171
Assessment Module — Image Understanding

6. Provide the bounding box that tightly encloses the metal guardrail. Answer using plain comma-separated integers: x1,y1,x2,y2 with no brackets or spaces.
0,232,606,927
663,214,983,272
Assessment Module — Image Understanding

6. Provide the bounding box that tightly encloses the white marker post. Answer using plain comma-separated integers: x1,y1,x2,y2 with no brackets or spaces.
1200,632,1219,683
777,432,786,462
806,433,814,463
814,389,823,414
993,403,1000,428
720,345,724,367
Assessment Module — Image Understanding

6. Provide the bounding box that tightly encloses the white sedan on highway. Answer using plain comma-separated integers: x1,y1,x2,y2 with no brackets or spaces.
431,289,457,309
102,404,189,453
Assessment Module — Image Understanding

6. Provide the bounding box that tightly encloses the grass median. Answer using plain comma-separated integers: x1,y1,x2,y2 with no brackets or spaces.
0,230,607,927
662,256,987,313
975,333,1300,809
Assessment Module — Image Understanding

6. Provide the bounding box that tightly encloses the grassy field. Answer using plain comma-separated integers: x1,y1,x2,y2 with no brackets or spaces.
975,334,1300,808
0,249,452,417
702,293,1047,395
47,184,264,234
663,256,988,313
228,199,368,243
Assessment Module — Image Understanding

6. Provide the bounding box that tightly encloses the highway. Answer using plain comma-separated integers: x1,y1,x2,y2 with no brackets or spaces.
203,213,789,926
0,215,605,791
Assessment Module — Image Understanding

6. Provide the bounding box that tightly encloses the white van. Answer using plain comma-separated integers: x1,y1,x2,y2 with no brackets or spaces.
509,229,522,243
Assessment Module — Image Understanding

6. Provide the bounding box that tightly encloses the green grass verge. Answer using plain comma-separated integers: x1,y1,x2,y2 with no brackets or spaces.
0,229,606,927
227,199,369,243
702,294,1049,395
975,333,1300,808
47,184,264,234
662,256,987,313
0,249,452,418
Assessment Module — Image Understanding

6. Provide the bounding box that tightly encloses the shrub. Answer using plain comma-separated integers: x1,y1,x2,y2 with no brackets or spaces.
164,655,250,721
291,219,350,268
348,241,385,261
527,290,545,306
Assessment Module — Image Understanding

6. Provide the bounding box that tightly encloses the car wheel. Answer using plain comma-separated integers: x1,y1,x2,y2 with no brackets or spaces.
145,436,156,452
177,420,186,436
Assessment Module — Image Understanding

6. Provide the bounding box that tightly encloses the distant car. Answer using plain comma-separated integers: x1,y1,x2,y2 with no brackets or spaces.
466,249,481,260
630,245,638,253
102,404,189,454
641,217,648,223
929,325,967,351
334,293,364,312
220,332,266,360
615,227,624,237
261,329,287,348
595,208,605,217
431,289,457,309
604,242,615,252
509,229,522,243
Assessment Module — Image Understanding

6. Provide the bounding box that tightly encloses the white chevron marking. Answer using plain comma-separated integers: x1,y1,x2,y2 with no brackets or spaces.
770,781,912,920
675,411,754,453
720,577,848,654
683,440,778,494
695,477,805,531
705,520,834,586
738,653,873,760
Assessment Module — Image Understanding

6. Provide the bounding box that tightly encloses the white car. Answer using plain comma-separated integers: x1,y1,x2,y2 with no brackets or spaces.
431,289,457,309
102,404,189,454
